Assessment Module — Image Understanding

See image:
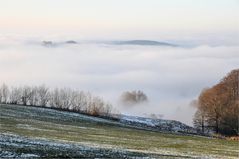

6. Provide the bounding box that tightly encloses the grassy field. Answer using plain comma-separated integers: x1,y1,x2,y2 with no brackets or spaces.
0,104,238,158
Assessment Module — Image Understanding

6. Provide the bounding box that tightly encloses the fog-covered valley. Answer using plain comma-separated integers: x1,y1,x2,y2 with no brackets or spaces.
0,36,238,125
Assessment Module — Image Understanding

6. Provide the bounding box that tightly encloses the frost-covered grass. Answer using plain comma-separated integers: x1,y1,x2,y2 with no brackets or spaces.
0,104,238,158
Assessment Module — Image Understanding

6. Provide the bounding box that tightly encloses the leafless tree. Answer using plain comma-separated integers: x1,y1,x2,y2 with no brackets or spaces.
28,86,38,106
37,85,50,106
21,86,32,105
59,88,72,109
120,90,148,105
70,91,87,111
49,88,61,108
0,83,9,104
193,109,205,133
9,87,22,104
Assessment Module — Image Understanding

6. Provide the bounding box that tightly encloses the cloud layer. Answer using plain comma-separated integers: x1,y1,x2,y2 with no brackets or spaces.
0,36,238,125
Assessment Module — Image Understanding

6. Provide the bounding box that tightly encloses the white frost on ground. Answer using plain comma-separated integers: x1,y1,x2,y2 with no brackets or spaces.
0,133,157,158
119,115,198,134
20,154,40,158
120,115,162,126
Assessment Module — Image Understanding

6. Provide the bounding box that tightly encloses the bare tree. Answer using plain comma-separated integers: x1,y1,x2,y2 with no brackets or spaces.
103,103,113,116
0,83,9,104
28,86,38,106
193,109,205,133
59,88,72,109
120,90,148,105
70,91,87,111
9,87,22,104
37,85,50,106
21,86,32,105
49,88,61,108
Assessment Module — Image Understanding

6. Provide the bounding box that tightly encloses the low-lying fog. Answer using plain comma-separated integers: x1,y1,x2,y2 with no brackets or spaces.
0,36,238,125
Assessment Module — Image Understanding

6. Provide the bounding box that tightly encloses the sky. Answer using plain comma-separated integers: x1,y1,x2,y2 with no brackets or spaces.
0,0,238,125
0,0,238,41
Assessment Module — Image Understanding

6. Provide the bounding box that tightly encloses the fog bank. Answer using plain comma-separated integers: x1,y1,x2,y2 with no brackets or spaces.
0,36,238,125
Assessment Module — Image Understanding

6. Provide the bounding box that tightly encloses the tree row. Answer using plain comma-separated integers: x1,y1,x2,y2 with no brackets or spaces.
0,84,113,116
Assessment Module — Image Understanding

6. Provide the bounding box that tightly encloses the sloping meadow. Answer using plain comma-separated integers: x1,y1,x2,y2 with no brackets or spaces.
0,104,238,158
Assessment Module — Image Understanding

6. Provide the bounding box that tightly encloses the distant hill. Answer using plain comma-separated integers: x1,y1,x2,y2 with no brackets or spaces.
40,40,177,47
65,40,78,44
111,40,177,46
41,40,78,47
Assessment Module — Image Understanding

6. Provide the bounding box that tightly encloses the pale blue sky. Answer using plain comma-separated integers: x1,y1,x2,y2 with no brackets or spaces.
0,0,238,39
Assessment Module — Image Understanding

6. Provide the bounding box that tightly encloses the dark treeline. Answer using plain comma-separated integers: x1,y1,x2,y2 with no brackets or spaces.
193,69,239,136
0,84,113,116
